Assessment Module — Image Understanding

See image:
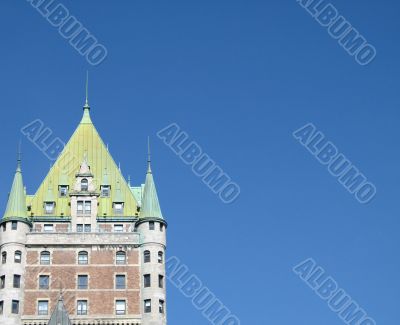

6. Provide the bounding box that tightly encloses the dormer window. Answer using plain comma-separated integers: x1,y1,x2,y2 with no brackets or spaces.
59,185,69,197
44,202,55,214
113,202,124,214
101,185,110,197
81,179,88,191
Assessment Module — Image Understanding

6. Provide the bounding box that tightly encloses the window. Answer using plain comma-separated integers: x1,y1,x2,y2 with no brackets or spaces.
44,224,54,232
77,224,83,232
77,201,84,214
144,250,151,263
116,251,126,265
144,299,151,313
77,300,88,315
159,300,165,314
14,251,21,263
1,252,6,264
144,274,151,288
44,202,55,214
78,275,88,289
40,251,50,265
1,224,5,231
59,185,69,197
116,275,126,289
38,300,48,315
12,300,19,314
78,251,88,265
84,201,91,214
39,275,49,290
13,275,21,288
84,224,91,233
158,251,164,264
101,185,110,197
159,275,164,288
81,179,88,191
113,202,124,214
160,223,164,232
114,224,123,233
0,301,3,314
0,276,5,289
116,300,126,315
11,221,18,230
149,221,155,230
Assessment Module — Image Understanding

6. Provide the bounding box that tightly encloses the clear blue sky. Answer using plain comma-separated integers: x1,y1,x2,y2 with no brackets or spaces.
0,0,399,324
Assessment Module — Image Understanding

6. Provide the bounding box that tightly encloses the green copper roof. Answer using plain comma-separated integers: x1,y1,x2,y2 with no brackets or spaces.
48,296,71,325
3,160,28,220
44,180,56,202
28,105,139,217
140,161,163,219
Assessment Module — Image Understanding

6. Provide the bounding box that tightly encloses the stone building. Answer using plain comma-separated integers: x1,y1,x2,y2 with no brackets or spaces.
0,97,167,325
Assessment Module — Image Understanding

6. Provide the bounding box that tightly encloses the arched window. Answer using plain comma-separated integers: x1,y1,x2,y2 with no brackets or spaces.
14,251,22,264
1,252,6,264
40,251,50,265
78,251,88,265
158,251,164,264
144,250,151,263
81,179,88,191
116,251,126,265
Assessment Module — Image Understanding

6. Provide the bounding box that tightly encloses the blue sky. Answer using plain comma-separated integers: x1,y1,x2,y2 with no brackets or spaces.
0,0,399,324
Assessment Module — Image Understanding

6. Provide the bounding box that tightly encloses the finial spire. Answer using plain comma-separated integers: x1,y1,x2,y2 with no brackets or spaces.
147,136,152,173
17,141,22,171
84,70,89,109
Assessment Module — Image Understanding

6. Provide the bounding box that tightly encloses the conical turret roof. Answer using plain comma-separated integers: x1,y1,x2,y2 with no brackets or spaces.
3,159,27,220
140,160,163,219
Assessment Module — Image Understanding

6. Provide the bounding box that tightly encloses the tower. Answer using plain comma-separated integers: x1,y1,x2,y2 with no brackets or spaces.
137,148,167,325
0,156,31,324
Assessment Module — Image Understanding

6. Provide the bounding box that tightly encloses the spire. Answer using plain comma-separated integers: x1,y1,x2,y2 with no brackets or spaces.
44,180,55,203
102,167,110,186
140,145,163,219
147,136,152,174
81,71,92,124
114,178,124,203
3,154,28,220
47,294,71,325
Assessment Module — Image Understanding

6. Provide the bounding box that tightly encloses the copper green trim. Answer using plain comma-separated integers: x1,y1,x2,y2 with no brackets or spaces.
0,217,32,227
139,163,163,219
97,217,137,222
135,217,167,228
31,216,71,222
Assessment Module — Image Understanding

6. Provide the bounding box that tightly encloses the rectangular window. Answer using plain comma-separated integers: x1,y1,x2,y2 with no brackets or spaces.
0,301,3,314
11,221,18,230
39,275,49,290
77,300,88,315
0,276,5,289
149,221,155,230
2,224,6,232
84,201,91,214
38,300,48,315
12,300,19,314
77,224,83,233
144,274,151,288
78,275,88,289
114,224,123,233
77,201,84,214
101,186,110,197
115,300,126,315
59,186,68,197
113,202,124,214
2,253,6,264
44,224,54,232
84,224,91,233
44,203,55,214
159,275,164,289
13,275,21,288
144,299,151,313
160,223,164,232
116,275,126,289
159,300,165,314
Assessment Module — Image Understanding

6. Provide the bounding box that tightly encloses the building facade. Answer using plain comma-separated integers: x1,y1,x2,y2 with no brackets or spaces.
0,99,167,325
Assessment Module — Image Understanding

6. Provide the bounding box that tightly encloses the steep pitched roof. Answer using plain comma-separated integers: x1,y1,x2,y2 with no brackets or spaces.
140,161,163,219
48,296,71,325
28,106,139,218
3,160,28,220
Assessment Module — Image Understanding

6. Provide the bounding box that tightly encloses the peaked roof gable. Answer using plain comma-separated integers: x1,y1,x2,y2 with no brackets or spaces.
48,297,71,325
28,108,139,218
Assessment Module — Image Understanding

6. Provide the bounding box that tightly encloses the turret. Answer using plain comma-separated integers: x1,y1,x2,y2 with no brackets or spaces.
0,156,31,325
136,146,167,325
